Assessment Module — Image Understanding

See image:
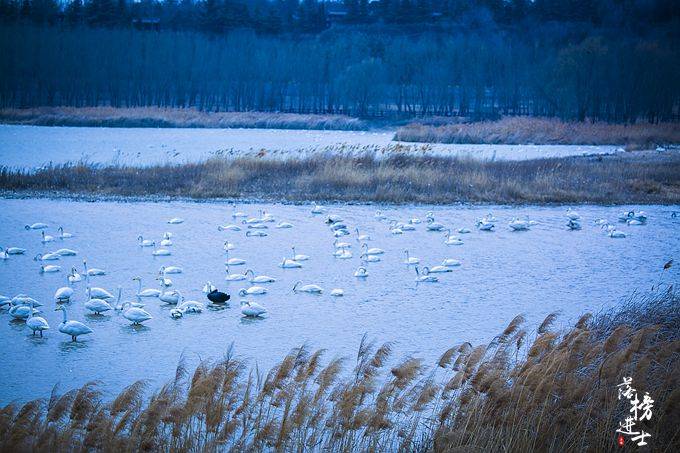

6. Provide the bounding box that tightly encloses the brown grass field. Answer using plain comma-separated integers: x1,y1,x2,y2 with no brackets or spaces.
1,152,679,204
0,287,677,452
0,107,367,131
395,117,680,148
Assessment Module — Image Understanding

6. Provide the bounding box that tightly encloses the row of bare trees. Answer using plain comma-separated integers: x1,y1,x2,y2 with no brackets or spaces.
0,24,678,121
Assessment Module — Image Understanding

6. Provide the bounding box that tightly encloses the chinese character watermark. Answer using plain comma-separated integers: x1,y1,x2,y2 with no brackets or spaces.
616,377,654,447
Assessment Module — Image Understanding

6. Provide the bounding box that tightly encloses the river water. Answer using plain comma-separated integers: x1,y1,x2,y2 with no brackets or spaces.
0,125,621,168
0,198,677,404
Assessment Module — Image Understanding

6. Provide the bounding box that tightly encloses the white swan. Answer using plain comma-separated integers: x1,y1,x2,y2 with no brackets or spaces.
246,230,268,237
218,224,241,232
291,246,310,261
177,300,203,313
280,258,302,269
423,265,452,274
441,258,461,267
409,217,421,224
458,228,471,234
415,266,438,283
122,301,153,325
151,242,171,256
566,208,581,220
334,229,350,237
55,305,93,341
330,289,344,297
232,205,248,218
0,249,7,260
57,227,73,239
34,252,60,261
225,249,246,266
159,265,183,274
223,241,236,251
41,231,55,243
226,265,248,281
247,223,268,230
326,214,343,224
26,301,49,336
54,248,77,256
83,260,106,276
244,269,276,283
167,218,184,224
293,281,323,293
334,249,352,259
241,300,267,317
353,267,369,278
12,294,42,307
159,290,182,304
355,228,371,241
476,219,495,231
202,281,217,293
509,218,530,231
276,222,293,229
239,286,267,296
25,223,48,230
10,304,39,320
426,221,445,232
160,237,173,247
334,239,352,249
40,265,61,273
311,204,324,214
54,279,74,303
403,250,420,265
86,284,114,300
606,226,626,238
68,267,83,283
375,210,387,220
360,253,381,263
3,246,26,255
133,276,161,297
444,230,463,246
157,276,173,287
138,235,154,247
361,243,384,255
85,296,112,314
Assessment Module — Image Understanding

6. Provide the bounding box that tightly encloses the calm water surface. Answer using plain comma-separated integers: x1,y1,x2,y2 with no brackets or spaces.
0,125,620,168
0,198,677,404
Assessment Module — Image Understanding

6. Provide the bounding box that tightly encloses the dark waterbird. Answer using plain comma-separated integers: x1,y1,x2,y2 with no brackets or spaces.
207,289,230,304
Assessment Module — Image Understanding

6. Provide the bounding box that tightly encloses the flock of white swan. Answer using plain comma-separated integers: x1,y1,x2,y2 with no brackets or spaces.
0,204,649,342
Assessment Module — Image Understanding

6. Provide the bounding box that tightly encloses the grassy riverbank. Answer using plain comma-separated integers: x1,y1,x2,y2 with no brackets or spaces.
1,287,677,452
0,107,368,131
395,117,680,148
1,153,679,204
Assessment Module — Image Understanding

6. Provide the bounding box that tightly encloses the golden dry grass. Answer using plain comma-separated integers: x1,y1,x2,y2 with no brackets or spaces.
1,152,680,204
1,287,678,452
395,117,680,148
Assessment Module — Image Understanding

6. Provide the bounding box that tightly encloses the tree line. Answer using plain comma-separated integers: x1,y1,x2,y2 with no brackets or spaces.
1,0,679,35
0,1,678,122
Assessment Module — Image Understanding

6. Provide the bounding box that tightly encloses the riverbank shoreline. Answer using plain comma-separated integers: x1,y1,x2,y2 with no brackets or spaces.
2,152,679,205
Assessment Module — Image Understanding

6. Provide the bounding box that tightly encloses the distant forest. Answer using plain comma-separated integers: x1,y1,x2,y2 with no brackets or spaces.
1,0,679,122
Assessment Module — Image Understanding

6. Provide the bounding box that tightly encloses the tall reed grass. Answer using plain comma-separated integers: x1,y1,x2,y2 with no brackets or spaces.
0,107,367,131
1,152,679,204
395,117,680,148
1,288,677,452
